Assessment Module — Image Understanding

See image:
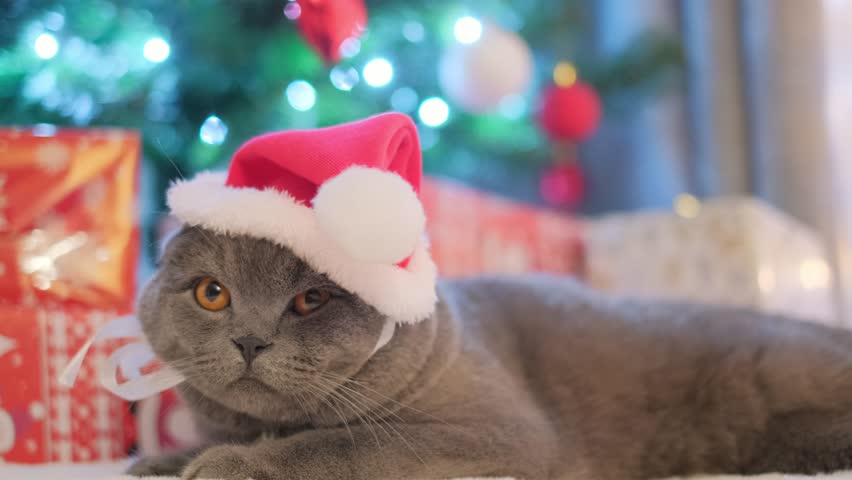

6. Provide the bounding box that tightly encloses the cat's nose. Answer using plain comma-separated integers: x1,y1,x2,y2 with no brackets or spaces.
231,336,272,366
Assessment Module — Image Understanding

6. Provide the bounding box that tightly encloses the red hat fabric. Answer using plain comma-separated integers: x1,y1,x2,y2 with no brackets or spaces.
167,113,437,324
226,113,422,205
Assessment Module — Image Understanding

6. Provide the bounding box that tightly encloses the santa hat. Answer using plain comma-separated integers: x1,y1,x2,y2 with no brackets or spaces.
167,113,437,324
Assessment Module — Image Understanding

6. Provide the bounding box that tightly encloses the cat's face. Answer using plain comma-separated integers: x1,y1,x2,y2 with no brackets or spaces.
138,226,386,420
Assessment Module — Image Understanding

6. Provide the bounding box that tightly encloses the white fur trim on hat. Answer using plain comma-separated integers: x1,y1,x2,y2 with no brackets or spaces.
313,166,426,265
167,172,438,324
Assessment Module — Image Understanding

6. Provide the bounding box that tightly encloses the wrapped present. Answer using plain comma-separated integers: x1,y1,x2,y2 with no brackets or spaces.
0,306,135,463
0,128,141,464
0,127,140,311
421,177,584,277
584,196,837,324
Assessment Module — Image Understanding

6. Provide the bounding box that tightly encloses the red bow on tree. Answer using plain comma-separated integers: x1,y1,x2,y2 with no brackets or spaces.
294,0,368,65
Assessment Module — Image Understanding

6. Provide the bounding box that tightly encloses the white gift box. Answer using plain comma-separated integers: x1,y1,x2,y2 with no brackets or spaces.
584,197,838,325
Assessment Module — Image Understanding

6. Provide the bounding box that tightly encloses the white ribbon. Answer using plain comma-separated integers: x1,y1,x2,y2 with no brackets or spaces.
60,315,395,402
59,315,185,401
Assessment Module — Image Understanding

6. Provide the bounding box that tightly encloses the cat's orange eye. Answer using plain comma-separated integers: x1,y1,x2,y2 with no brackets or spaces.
194,277,231,311
293,289,331,316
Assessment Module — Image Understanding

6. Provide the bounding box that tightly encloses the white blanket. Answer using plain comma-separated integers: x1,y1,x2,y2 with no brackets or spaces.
3,461,852,480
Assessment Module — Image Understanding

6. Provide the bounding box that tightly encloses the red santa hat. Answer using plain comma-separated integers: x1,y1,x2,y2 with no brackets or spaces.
167,113,437,324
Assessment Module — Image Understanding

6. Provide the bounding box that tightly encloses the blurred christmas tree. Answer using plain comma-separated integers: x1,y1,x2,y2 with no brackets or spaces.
0,0,681,257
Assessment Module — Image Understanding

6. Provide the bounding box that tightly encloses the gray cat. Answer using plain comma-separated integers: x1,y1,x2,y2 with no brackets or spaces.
129,226,852,480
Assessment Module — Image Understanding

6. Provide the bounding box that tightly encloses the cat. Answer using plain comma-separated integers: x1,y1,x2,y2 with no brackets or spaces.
128,225,852,480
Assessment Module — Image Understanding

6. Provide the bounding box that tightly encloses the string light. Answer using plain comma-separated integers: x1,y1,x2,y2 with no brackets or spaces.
553,62,577,87
286,80,316,111
453,17,482,44
283,2,301,20
44,11,65,31
799,259,831,290
34,33,59,59
363,58,393,87
339,37,361,58
419,128,439,150
329,66,359,91
143,37,170,63
199,115,228,145
390,87,418,113
402,21,425,43
674,193,701,219
418,97,450,127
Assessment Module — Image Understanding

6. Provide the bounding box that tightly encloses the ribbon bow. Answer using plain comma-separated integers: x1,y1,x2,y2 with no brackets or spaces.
59,315,185,401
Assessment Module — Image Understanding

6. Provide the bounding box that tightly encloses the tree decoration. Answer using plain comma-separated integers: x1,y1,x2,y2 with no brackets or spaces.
537,63,601,209
539,158,585,208
537,62,602,141
438,22,533,113
291,0,368,65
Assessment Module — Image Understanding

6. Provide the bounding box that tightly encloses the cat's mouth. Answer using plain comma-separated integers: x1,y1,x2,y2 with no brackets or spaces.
228,374,278,394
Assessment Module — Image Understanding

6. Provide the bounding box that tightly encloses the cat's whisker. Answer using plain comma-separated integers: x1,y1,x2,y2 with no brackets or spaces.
312,378,385,449
300,381,357,449
315,375,409,428
318,370,453,427
291,390,313,426
314,376,425,464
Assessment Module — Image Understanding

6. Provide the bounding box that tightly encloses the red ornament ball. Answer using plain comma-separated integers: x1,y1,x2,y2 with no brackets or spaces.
540,162,585,208
537,82,602,141
294,0,367,65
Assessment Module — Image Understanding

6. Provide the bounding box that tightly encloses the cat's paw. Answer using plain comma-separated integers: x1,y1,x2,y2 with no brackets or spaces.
181,445,263,480
127,453,193,476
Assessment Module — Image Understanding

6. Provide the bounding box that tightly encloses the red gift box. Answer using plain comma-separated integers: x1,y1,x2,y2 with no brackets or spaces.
421,177,584,277
0,128,140,311
0,306,135,463
0,128,140,463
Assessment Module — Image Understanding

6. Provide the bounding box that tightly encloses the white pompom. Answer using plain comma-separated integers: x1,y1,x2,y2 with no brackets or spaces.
313,166,425,264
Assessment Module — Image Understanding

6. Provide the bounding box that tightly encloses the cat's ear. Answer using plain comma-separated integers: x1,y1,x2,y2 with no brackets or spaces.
157,216,184,262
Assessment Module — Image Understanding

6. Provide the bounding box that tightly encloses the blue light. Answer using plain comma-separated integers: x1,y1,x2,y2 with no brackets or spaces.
199,115,228,145
286,80,317,111
402,21,425,43
390,87,418,113
34,33,59,59
143,37,170,63
453,17,482,44
363,58,393,87
418,97,450,127
329,66,359,91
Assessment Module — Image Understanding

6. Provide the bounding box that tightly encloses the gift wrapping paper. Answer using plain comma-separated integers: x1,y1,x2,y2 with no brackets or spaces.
584,196,837,324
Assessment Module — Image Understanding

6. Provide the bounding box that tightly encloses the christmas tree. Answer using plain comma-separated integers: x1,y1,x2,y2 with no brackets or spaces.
0,0,681,259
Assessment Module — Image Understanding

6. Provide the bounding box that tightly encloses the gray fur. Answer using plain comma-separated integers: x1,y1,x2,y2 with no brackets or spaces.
130,226,852,479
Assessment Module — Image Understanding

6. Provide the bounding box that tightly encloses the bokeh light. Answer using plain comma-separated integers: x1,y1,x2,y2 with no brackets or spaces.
143,37,170,63
390,87,418,113
329,66,359,91
199,115,228,145
363,58,393,87
286,80,316,111
453,17,483,44
418,97,450,127
402,21,425,43
339,37,361,58
33,33,59,59
553,62,578,87
283,2,301,20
